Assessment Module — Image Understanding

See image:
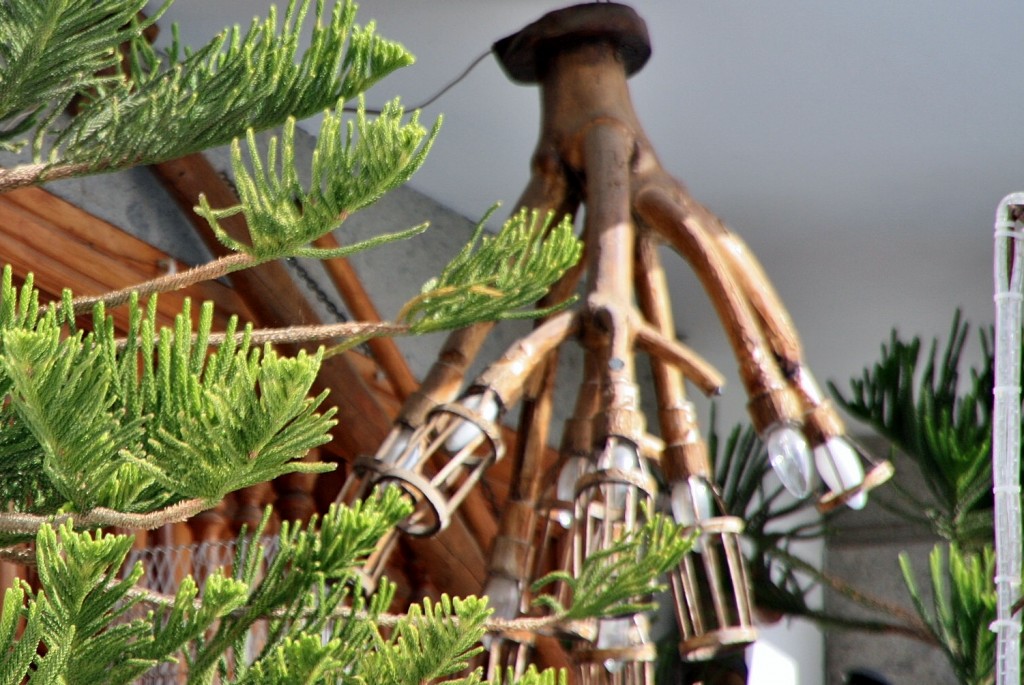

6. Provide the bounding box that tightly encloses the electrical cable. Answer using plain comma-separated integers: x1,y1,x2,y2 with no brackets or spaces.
346,48,493,115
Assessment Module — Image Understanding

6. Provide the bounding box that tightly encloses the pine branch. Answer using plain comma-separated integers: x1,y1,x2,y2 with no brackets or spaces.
187,493,411,681
899,544,997,685
360,595,490,685
35,501,685,659
829,311,994,545
0,0,415,188
196,102,436,261
0,494,415,685
531,512,692,621
399,208,583,333
137,320,409,351
0,520,254,685
66,252,253,314
0,0,157,150
763,546,934,644
1,324,146,512
68,210,581,354
0,582,44,685
0,161,92,191
234,633,354,685
0,280,340,524
490,667,568,685
0,498,210,536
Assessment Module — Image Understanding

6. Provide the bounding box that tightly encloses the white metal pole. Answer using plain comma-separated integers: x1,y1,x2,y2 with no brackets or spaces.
992,192,1024,685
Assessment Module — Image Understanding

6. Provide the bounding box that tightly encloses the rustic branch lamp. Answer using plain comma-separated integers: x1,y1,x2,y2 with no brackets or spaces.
339,3,893,681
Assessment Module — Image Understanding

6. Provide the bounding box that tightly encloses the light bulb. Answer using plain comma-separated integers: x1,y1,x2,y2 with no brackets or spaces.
764,423,813,498
814,436,867,509
483,574,521,620
605,441,641,511
444,392,499,453
670,477,714,527
555,456,591,527
596,615,649,673
379,426,422,470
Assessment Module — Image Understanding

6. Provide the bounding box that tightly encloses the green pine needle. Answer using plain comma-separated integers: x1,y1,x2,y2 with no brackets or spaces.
0,583,45,685
0,284,338,521
237,633,351,685
0,0,159,150
399,208,582,334
490,666,568,685
899,544,996,685
196,100,437,261
361,594,490,685
830,310,994,544
1,0,414,177
531,511,691,621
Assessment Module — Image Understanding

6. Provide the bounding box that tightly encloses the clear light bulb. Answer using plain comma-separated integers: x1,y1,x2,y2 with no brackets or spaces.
670,476,714,528
596,615,649,673
444,392,499,453
814,436,867,509
671,476,714,554
764,423,813,498
605,441,641,511
555,456,591,527
380,426,422,470
483,574,521,620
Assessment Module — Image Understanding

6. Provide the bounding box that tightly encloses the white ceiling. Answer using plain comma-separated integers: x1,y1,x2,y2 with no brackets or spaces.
148,0,1023,426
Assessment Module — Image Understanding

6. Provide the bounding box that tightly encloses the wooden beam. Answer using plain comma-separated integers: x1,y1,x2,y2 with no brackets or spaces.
0,186,248,331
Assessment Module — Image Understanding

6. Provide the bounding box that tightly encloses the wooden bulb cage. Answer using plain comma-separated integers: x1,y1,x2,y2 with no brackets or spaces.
350,389,506,538
574,614,656,685
337,3,893,682
569,437,659,678
669,489,758,662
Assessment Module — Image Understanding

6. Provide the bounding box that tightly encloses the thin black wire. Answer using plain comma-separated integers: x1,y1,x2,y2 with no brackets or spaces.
285,257,350,324
345,48,493,115
283,257,375,355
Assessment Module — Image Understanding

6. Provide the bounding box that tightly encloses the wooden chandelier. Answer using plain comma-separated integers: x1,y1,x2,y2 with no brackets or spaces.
340,4,893,683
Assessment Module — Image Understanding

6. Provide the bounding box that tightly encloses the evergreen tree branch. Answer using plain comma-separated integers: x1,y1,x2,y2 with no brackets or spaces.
764,545,935,644
0,0,162,150
0,0,415,187
118,321,410,351
50,98,435,316
359,594,490,684
0,497,210,535
531,512,692,621
0,284,340,523
73,207,580,351
0,520,253,685
899,544,997,685
829,311,994,545
66,252,252,314
0,582,44,685
81,581,593,639
0,493,664,684
197,102,436,260
0,160,92,192
399,208,582,333
0,324,146,512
